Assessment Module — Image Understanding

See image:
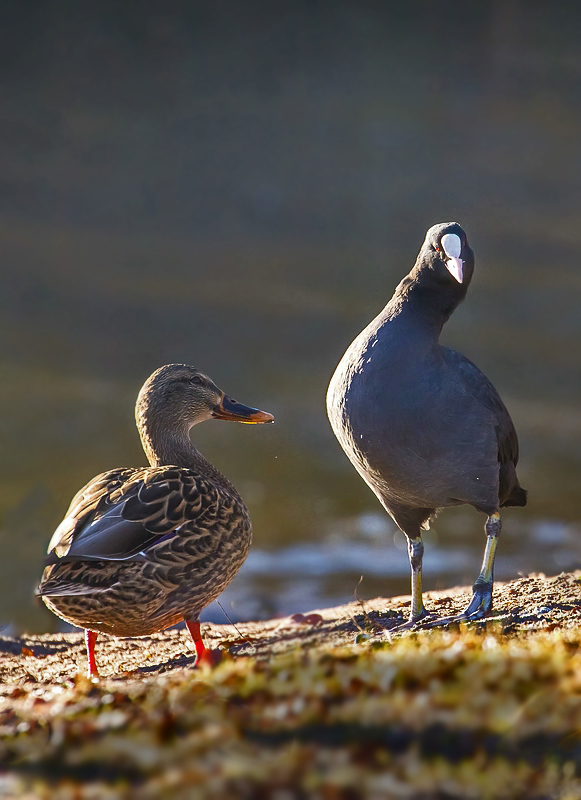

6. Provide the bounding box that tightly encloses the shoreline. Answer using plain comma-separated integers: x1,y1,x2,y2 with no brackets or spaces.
1,571,581,799
2,570,579,684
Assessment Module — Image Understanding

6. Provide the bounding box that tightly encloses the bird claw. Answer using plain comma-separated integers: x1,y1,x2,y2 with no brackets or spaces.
387,609,434,633
425,586,493,628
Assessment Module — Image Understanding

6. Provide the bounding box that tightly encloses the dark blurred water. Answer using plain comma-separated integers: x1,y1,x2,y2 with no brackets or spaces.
1,1,581,632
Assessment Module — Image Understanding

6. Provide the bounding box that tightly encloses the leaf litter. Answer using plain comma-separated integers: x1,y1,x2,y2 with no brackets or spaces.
1,571,581,799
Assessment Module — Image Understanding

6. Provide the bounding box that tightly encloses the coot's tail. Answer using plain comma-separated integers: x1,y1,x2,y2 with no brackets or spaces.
499,460,528,508
500,485,528,508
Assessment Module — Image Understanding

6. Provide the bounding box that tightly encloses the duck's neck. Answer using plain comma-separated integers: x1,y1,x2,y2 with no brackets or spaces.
137,412,229,486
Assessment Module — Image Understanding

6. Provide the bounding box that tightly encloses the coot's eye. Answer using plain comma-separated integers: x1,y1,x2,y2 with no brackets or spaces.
435,245,441,252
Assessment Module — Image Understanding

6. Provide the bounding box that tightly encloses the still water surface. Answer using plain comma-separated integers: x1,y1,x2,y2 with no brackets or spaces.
1,226,580,633
1,2,581,631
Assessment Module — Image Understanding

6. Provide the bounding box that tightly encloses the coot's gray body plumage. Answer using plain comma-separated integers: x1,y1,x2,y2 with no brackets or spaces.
327,223,526,625
37,364,274,675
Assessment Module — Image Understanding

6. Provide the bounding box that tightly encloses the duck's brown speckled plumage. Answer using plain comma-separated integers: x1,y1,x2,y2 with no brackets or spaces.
39,465,252,636
37,364,273,666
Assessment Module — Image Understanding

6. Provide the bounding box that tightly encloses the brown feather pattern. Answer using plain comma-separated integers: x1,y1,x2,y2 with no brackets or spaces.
39,465,252,636
36,364,270,641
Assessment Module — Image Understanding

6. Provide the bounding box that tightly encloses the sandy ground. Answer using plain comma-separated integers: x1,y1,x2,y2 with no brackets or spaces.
2,570,580,685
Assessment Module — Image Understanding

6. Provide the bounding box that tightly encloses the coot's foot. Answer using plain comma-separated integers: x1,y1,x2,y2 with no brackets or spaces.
387,608,434,633
459,579,493,618
426,580,493,627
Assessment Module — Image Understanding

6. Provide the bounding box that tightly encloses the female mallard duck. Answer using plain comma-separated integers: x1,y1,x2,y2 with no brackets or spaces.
37,364,273,676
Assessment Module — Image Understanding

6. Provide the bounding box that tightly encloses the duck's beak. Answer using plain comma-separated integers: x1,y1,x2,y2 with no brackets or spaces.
212,394,274,424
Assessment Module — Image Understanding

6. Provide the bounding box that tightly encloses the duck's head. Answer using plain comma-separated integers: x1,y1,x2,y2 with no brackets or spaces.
419,222,474,289
136,364,274,431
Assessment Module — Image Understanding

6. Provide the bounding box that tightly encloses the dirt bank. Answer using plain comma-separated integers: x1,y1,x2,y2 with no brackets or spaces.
1,571,581,800
1,570,579,684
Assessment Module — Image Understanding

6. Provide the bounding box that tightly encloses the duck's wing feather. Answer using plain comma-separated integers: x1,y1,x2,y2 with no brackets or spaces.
44,465,235,565
46,468,135,558
442,348,519,467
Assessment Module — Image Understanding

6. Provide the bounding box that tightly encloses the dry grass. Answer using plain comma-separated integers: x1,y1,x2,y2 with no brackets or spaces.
1,573,581,798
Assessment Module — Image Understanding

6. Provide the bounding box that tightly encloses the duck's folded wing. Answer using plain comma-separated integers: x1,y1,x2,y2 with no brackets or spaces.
44,466,226,565
443,349,519,466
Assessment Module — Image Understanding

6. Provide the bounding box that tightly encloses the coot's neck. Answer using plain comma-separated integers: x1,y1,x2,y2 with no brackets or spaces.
381,269,468,342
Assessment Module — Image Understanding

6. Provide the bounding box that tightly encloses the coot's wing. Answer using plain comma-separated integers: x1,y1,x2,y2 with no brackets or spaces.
442,349,519,467
44,466,227,564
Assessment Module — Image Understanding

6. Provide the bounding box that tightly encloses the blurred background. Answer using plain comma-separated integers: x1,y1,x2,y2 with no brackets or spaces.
1,0,580,633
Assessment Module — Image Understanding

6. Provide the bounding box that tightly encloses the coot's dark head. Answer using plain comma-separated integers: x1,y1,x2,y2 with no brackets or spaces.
418,222,474,289
398,222,475,323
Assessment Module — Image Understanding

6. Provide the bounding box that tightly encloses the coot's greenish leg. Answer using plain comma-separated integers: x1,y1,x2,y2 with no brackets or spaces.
428,512,501,627
390,537,433,630
409,537,426,620
459,511,501,619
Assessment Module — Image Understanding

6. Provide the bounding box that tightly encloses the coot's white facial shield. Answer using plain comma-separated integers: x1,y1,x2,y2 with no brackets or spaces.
441,233,463,283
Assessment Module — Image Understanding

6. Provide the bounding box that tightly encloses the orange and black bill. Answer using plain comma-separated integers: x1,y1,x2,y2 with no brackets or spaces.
212,394,274,424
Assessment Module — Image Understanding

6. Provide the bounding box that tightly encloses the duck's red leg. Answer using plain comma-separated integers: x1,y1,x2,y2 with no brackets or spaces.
85,629,99,678
185,619,206,664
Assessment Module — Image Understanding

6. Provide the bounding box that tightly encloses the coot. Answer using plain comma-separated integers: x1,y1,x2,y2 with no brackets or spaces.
327,223,526,626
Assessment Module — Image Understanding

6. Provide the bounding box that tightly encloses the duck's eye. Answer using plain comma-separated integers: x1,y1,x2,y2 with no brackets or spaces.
177,375,204,386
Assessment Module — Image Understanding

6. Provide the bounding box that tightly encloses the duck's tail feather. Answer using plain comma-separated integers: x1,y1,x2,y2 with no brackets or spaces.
36,582,110,597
